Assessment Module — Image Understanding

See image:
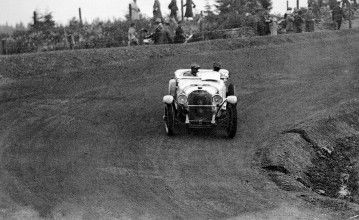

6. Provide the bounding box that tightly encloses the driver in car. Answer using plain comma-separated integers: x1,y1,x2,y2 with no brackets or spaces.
183,63,200,76
213,62,221,72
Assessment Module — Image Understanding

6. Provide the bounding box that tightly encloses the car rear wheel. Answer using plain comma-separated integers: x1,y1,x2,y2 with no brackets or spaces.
226,103,237,138
164,104,175,136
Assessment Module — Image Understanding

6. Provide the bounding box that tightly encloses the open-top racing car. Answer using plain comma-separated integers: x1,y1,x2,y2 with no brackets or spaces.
162,68,237,138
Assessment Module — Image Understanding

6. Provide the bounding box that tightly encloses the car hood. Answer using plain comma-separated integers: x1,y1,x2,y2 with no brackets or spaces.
177,79,224,96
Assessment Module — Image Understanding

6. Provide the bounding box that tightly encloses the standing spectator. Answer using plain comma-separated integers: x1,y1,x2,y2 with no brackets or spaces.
128,23,138,46
308,0,313,7
312,2,321,19
174,21,186,43
67,34,74,49
168,18,178,37
269,16,278,35
305,7,315,32
293,9,304,33
152,18,162,44
264,10,271,35
153,0,163,22
168,0,179,21
152,18,173,44
342,0,350,7
130,0,141,21
184,0,196,19
256,9,270,36
163,20,174,41
284,7,294,34
332,1,344,30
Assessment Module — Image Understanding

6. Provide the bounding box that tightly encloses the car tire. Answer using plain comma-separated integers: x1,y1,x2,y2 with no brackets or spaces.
164,104,175,136
227,83,235,96
226,103,237,138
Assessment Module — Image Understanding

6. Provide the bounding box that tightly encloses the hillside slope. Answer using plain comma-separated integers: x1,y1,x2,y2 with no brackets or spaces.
1,30,359,219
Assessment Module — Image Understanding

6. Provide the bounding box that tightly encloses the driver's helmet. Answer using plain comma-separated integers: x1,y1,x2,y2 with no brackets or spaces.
191,63,200,69
213,62,221,69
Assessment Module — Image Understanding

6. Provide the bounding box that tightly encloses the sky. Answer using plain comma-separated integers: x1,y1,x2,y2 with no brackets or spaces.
1,0,308,26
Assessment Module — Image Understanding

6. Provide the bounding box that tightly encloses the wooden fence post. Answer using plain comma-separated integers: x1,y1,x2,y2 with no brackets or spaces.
129,4,132,21
181,0,184,21
200,11,204,41
79,8,83,26
33,11,37,26
349,2,352,29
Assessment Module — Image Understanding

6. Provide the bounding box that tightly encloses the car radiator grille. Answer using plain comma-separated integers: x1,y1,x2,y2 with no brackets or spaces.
188,90,212,121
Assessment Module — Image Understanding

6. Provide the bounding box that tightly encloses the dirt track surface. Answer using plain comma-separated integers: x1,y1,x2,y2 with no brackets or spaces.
1,30,359,219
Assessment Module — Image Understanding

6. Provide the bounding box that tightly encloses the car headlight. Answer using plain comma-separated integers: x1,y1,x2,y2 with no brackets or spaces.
178,94,188,105
212,95,223,105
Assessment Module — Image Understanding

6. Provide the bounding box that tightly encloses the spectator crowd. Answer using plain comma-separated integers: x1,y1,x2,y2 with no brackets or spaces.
128,0,356,47
128,0,195,46
0,0,356,55
255,0,355,36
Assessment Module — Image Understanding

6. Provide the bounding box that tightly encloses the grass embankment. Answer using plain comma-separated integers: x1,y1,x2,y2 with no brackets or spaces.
1,28,359,78
261,99,359,210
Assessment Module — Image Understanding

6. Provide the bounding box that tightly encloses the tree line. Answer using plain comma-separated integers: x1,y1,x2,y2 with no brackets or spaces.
1,0,275,54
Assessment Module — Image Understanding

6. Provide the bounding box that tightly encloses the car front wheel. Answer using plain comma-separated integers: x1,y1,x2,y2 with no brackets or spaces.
227,83,235,96
226,102,237,138
164,104,175,135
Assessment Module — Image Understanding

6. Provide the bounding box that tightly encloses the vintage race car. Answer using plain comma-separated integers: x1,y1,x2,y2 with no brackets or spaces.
162,69,237,138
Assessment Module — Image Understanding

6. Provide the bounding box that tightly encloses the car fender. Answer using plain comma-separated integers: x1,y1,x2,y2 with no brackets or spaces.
163,95,174,104
227,96,237,104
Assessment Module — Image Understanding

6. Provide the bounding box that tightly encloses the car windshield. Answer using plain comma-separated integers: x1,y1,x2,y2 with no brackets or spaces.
200,71,221,81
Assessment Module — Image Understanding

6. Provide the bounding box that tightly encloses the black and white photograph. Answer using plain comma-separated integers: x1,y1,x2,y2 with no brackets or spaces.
1,0,359,219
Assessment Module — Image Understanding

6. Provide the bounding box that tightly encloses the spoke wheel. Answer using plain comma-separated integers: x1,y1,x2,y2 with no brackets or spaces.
227,83,235,96
164,104,175,136
226,103,237,138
